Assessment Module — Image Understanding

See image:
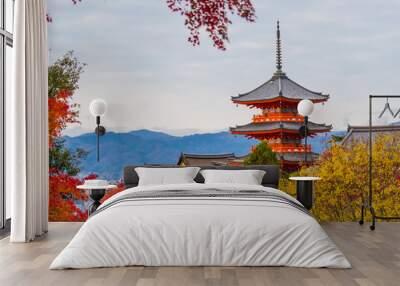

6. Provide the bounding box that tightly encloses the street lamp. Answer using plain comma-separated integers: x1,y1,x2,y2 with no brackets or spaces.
297,99,314,164
89,99,107,162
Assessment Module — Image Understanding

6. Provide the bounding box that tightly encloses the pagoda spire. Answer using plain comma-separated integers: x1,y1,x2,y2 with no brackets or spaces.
275,20,285,76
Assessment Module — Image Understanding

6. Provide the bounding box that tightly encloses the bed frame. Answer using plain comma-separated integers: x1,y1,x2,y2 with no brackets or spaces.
123,165,280,189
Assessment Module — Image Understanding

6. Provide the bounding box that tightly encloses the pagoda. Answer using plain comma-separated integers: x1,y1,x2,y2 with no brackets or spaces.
230,21,332,171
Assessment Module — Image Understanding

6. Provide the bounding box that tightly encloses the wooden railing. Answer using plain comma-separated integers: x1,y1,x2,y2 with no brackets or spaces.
270,143,311,153
253,113,304,123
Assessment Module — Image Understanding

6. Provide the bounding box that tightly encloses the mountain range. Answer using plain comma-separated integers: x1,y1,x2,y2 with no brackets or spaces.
63,129,345,181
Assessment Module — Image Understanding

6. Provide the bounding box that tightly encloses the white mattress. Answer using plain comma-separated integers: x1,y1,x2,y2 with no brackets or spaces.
50,183,351,269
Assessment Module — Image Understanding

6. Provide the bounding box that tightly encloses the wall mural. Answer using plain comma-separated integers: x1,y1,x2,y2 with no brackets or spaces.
48,1,400,222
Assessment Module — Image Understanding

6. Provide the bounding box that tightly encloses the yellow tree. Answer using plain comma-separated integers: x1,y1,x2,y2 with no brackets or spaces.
280,134,400,222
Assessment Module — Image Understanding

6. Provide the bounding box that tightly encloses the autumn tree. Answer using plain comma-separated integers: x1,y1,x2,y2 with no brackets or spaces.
49,51,87,175
48,51,89,221
49,140,88,176
58,0,255,50
48,51,84,144
244,141,279,165
167,0,255,50
280,134,400,222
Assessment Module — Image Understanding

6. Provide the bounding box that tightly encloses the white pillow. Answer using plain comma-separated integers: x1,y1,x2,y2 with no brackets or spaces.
135,167,200,186
200,169,266,185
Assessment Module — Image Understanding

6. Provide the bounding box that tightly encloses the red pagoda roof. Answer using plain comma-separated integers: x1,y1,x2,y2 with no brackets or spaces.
232,74,329,106
230,121,332,135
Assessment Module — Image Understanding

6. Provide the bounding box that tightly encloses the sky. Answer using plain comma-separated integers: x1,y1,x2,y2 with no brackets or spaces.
48,0,400,136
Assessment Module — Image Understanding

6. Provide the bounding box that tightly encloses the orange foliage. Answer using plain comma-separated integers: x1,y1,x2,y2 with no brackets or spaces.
48,89,79,146
167,0,255,50
49,173,88,221
49,173,102,221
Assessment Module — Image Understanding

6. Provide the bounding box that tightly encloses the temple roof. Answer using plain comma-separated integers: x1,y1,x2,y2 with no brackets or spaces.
177,153,240,166
230,121,332,134
232,75,329,104
278,152,319,162
341,124,400,146
232,21,329,105
179,153,235,159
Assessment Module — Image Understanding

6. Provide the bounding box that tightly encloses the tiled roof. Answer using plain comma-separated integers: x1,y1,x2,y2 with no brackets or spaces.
278,152,319,162
232,75,329,103
177,153,240,166
230,121,332,133
179,153,235,159
341,125,400,146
